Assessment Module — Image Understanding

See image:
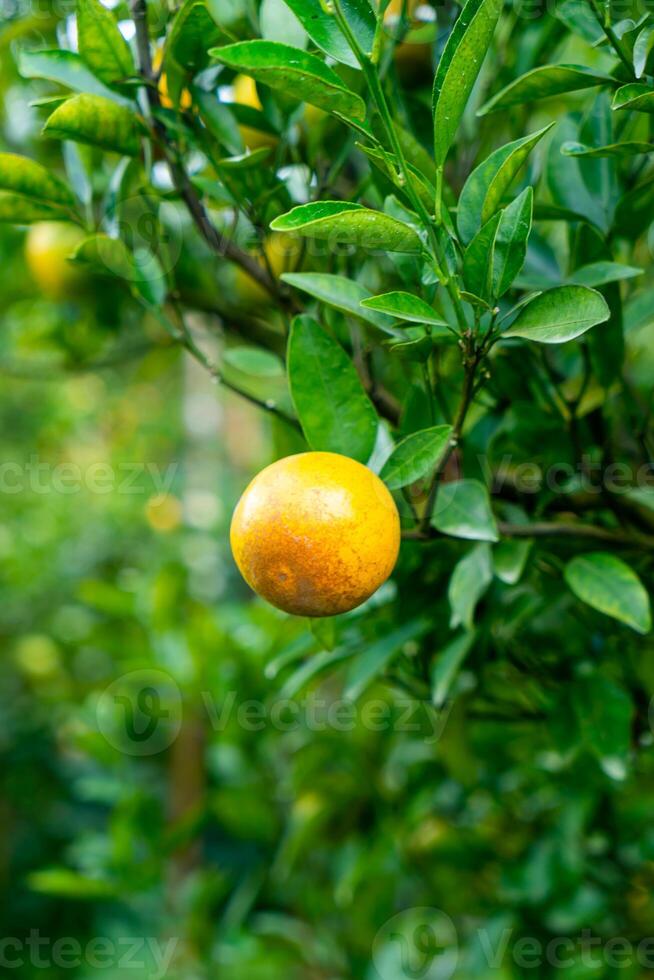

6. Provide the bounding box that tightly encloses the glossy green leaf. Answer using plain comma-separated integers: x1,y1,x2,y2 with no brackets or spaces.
210,40,366,119
493,539,531,585
613,174,654,239
432,479,499,542
281,273,398,334
458,125,551,244
479,65,614,116
633,23,654,78
565,552,651,634
612,83,654,113
43,94,142,156
561,139,652,158
503,285,610,343
166,1,226,73
17,49,130,104
271,202,422,253
287,315,378,462
76,0,134,86
280,0,375,68
0,191,69,224
432,0,502,166
0,153,74,207
345,617,430,701
380,425,453,490
360,291,449,329
464,187,533,301
449,543,493,630
568,261,643,287
431,631,477,707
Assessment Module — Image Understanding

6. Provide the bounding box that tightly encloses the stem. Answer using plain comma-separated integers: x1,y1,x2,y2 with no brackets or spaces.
420,335,480,532
587,0,634,76
128,0,280,299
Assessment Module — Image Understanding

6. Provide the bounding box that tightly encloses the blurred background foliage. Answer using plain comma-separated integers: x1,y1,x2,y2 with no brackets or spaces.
1,1,654,979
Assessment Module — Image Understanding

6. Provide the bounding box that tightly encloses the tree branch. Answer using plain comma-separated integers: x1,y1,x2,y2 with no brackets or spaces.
128,0,280,299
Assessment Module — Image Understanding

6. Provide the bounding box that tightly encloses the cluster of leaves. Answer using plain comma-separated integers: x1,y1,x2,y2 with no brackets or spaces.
2,0,654,975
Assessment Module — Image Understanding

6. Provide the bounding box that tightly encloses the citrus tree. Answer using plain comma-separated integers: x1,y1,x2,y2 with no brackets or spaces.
3,0,654,975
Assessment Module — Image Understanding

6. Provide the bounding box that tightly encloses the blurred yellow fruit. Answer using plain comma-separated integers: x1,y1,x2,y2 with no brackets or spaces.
233,232,300,307
230,452,401,617
145,493,183,533
154,47,192,110
25,222,86,300
233,74,278,150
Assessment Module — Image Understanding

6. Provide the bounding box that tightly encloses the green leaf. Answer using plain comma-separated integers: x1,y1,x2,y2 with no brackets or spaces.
449,543,493,630
633,23,654,78
561,140,652,158
432,0,502,167
281,272,398,334
478,65,614,116
612,83,654,113
503,285,610,344
463,187,533,301
568,261,643,287
271,202,422,253
71,233,136,280
280,0,375,68
17,49,130,104
166,0,227,73
380,425,453,490
76,0,134,86
43,94,142,156
0,191,69,224
564,552,651,634
210,40,366,120
194,88,245,155
344,617,430,701
432,479,499,542
613,173,654,239
573,674,633,778
28,869,116,899
360,291,450,330
287,315,378,463
0,153,74,207
431,631,477,707
458,125,552,244
493,539,531,585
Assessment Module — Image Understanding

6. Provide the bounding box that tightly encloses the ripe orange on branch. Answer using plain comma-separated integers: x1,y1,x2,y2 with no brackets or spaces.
230,452,401,617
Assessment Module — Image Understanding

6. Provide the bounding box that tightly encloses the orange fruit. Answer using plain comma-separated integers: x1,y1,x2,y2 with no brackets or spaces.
25,222,86,299
230,452,401,617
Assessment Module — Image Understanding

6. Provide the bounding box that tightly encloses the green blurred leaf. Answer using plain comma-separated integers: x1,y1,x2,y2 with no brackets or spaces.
431,630,477,707
564,552,651,634
432,479,499,542
449,542,493,630
568,261,643,287
612,83,654,113
287,315,378,462
0,152,74,206
561,139,653,158
479,65,614,116
493,539,531,584
0,191,69,223
503,285,610,343
345,617,430,701
17,49,130,104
